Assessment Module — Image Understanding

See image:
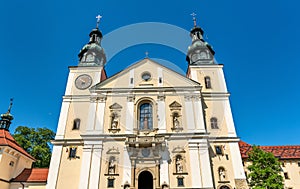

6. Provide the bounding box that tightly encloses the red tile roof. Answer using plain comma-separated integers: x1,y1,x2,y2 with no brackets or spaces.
239,141,300,160
11,168,48,182
0,129,35,160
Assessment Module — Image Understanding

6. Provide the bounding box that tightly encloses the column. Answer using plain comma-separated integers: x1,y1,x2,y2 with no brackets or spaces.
89,142,103,189
155,161,160,188
55,100,70,140
194,96,206,133
131,160,136,188
126,96,135,134
157,95,166,133
224,99,237,137
198,139,214,188
95,97,106,133
78,144,93,189
46,145,63,189
159,151,170,186
188,141,202,188
184,96,196,131
229,142,247,179
86,96,97,132
122,147,131,185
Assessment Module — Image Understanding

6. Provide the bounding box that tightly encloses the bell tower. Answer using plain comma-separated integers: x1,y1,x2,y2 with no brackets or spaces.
186,14,249,189
47,15,107,189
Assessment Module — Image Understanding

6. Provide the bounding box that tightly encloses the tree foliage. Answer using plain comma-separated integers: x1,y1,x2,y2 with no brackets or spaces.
247,145,284,189
13,126,55,168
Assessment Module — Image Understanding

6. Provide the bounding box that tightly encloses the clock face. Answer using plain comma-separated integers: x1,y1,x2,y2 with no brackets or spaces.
75,74,92,90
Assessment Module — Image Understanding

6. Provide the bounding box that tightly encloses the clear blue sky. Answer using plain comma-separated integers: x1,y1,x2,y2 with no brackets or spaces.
0,0,299,145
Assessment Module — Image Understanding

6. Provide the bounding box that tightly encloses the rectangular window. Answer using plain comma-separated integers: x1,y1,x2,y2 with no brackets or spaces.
159,77,162,83
130,78,133,84
284,172,289,179
177,177,184,187
204,76,211,89
69,147,77,159
298,162,300,167
107,179,114,188
215,146,223,155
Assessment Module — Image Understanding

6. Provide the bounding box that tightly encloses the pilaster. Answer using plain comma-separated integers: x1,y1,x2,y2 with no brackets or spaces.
89,142,103,189
78,144,93,189
157,95,166,133
184,96,196,131
126,95,135,134
55,100,70,140
46,145,63,189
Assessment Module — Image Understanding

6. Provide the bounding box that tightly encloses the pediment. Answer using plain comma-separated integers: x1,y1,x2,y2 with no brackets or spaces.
169,101,182,108
109,103,122,110
91,58,201,91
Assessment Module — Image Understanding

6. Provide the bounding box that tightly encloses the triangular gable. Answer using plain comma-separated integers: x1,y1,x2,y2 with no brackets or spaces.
109,103,122,110
91,58,201,90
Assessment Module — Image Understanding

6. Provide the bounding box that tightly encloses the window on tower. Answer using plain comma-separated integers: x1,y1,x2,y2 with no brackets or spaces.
69,147,77,159
73,119,80,130
204,76,212,89
210,117,218,129
139,103,153,130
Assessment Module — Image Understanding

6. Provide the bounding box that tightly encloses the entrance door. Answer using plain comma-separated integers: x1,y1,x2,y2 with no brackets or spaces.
138,171,153,189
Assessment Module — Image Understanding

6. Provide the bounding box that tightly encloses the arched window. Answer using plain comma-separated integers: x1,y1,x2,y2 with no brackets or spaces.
204,76,212,89
210,117,218,129
139,103,153,130
73,119,80,130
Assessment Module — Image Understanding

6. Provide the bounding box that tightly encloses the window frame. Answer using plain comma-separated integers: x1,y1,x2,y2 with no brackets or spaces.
210,117,219,129
177,177,184,187
204,76,212,89
107,178,115,188
138,102,153,130
72,118,80,130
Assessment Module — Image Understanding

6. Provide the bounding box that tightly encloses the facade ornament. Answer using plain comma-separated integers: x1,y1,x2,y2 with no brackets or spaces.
175,156,184,173
108,158,116,174
157,95,165,101
219,167,226,181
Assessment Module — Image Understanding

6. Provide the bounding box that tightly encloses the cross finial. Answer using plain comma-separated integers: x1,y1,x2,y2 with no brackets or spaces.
145,51,149,58
96,15,102,28
191,12,197,27
7,98,13,114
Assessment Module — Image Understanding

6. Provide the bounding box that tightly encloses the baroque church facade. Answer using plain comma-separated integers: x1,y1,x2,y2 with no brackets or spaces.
46,17,248,189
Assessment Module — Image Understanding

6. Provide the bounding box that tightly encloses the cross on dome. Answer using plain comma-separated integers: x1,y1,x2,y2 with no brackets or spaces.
190,12,197,27
96,15,102,28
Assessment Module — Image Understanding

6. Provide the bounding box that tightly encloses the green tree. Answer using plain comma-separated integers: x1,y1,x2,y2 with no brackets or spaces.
13,126,55,168
247,145,284,189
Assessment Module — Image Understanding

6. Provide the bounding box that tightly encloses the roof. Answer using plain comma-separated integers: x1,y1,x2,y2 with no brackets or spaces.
11,168,48,182
0,129,35,160
239,141,300,160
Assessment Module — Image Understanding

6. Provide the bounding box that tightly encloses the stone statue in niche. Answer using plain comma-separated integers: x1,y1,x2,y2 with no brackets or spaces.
176,156,183,173
219,167,226,181
108,158,116,174
111,114,118,129
173,117,180,128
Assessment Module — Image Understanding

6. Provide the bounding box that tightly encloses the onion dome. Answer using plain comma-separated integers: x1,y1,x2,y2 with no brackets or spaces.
0,99,14,130
78,15,106,67
186,14,215,65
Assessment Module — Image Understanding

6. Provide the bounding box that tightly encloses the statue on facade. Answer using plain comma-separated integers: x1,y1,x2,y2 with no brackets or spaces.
108,158,116,174
173,117,180,128
219,168,226,181
111,115,118,129
176,157,183,173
